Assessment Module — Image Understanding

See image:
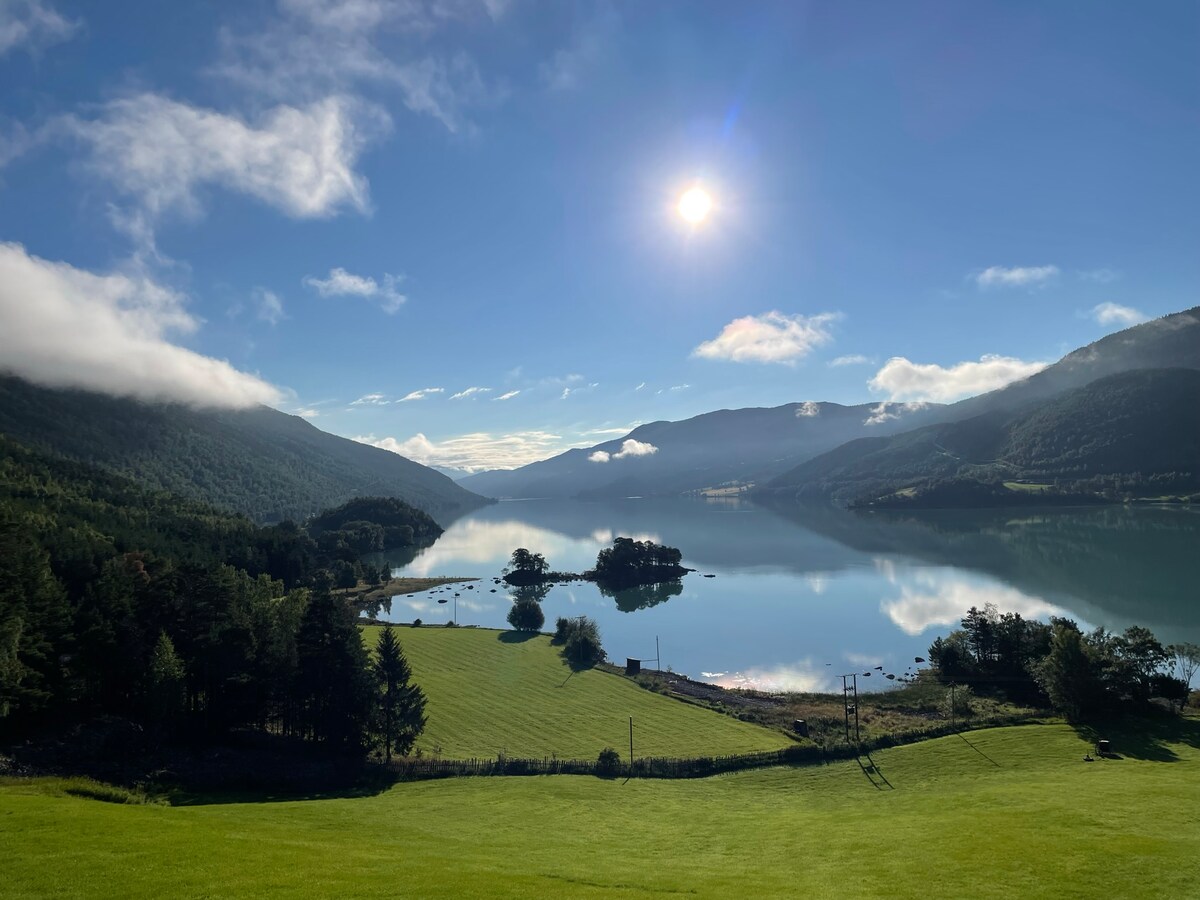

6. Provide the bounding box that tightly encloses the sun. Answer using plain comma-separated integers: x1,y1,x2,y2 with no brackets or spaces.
677,186,713,225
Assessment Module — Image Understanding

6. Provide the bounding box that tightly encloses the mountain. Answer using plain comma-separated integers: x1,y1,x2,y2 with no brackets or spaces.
944,305,1200,420
762,368,1200,505
459,400,944,499
0,376,487,524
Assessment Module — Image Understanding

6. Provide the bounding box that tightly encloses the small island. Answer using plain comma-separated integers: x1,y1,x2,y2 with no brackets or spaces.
503,537,691,591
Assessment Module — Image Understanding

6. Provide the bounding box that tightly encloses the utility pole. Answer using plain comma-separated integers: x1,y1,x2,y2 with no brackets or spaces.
656,635,661,670
840,674,860,745
629,716,634,773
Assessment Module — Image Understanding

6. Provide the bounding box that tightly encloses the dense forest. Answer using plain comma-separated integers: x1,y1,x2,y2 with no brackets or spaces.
0,375,486,523
0,435,428,757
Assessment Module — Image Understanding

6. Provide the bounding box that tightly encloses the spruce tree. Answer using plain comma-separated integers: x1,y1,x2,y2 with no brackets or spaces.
373,623,426,760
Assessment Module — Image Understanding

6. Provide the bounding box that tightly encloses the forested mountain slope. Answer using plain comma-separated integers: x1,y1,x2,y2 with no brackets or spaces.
762,368,1200,505
0,376,486,523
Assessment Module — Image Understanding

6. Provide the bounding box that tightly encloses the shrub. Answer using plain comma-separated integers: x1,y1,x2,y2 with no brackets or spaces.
507,598,545,632
596,747,622,777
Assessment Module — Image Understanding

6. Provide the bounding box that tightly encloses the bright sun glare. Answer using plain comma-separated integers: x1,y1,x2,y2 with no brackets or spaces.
677,186,713,224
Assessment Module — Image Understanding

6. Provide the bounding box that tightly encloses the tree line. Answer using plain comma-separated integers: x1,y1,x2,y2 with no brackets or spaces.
928,603,1197,719
0,436,426,758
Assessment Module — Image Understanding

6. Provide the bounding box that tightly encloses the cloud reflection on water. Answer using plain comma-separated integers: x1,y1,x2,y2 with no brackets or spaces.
880,568,1063,635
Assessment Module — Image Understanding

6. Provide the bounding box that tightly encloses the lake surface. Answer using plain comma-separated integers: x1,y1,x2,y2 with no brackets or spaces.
382,498,1200,693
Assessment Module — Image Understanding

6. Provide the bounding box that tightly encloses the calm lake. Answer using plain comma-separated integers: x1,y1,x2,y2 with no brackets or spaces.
383,498,1200,693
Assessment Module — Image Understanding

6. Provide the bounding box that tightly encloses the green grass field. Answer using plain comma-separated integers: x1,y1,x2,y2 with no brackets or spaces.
361,625,794,759
4,721,1199,898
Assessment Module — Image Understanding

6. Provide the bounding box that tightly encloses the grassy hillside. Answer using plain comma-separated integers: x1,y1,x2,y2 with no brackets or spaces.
764,369,1200,505
362,625,793,758
0,375,485,523
4,721,1199,897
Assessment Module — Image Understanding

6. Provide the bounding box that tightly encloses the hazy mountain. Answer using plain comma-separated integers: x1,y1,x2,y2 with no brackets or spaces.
459,400,945,499
0,376,487,524
944,305,1200,420
762,368,1200,504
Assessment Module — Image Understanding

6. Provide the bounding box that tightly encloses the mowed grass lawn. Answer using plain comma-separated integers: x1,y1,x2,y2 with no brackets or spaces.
361,625,793,759
4,722,1200,898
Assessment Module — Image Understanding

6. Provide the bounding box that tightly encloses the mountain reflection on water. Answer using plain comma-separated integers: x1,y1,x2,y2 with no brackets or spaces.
383,497,1199,693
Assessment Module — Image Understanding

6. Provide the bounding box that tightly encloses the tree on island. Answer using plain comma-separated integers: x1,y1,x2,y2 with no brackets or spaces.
504,548,549,586
507,597,545,632
373,622,427,761
589,537,687,590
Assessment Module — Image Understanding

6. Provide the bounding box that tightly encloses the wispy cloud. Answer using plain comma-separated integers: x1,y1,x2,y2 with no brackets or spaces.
869,354,1048,403
829,354,871,367
351,392,390,405
63,94,384,231
303,266,406,312
561,381,599,400
254,287,285,325
294,406,321,419
0,241,282,408
450,386,491,400
693,311,838,365
634,382,646,391
974,265,1059,289
1090,302,1147,327
213,0,501,134
357,428,582,473
588,439,658,464
0,0,79,57
397,387,444,402
1078,268,1119,284
494,390,520,401
539,2,620,91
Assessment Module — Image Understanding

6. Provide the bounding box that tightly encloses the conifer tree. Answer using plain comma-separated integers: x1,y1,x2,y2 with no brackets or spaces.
373,623,426,760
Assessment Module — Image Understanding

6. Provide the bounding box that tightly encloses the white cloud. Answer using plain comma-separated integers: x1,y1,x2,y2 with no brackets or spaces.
351,392,389,405
796,400,820,418
295,406,321,418
450,386,491,400
845,651,883,669
635,382,646,391
693,311,838,365
357,429,580,472
397,387,443,402
975,265,1059,288
1090,302,1147,328
589,439,658,463
615,439,657,458
494,390,520,401
63,93,383,227
868,354,1048,403
254,287,285,325
303,266,406,312
881,571,1061,635
863,401,928,426
0,242,282,408
1078,268,1119,284
829,354,870,367
214,1,498,133
0,0,79,56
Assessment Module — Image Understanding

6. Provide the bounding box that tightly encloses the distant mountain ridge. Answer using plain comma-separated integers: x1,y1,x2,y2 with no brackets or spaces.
464,305,1200,502
0,376,487,524
459,400,945,499
762,368,1200,505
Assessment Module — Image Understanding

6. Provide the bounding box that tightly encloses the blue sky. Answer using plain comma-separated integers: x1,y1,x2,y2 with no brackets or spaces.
0,0,1196,472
